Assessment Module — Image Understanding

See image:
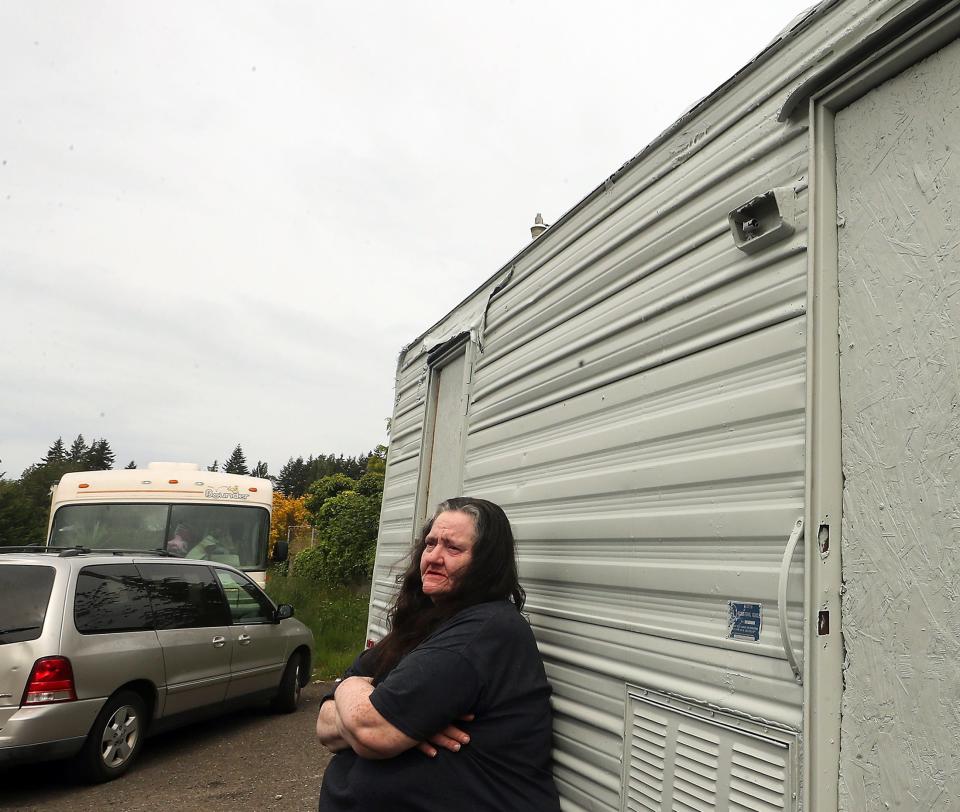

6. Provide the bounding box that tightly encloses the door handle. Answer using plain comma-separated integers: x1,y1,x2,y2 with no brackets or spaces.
778,518,804,683
238,634,251,646
212,636,226,648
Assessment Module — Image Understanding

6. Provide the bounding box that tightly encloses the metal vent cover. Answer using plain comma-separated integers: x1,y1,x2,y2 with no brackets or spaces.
622,687,798,812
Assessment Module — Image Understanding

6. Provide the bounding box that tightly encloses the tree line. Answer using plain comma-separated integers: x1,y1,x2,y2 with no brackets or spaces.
1,435,123,546
0,436,387,549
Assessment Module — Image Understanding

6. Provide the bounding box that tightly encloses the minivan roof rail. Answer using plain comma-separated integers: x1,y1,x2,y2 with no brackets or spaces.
56,547,176,558
0,546,175,558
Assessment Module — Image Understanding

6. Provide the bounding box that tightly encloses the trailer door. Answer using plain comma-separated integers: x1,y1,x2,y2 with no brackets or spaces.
418,342,471,523
834,33,960,810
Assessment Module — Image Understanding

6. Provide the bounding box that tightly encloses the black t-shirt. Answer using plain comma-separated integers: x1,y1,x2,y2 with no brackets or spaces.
319,600,561,812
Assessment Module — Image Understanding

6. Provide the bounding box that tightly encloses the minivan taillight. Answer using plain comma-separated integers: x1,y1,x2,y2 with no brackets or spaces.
22,656,77,705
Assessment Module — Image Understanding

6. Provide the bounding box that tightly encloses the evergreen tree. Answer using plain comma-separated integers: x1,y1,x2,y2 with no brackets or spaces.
207,460,219,472
276,456,309,497
223,444,249,475
43,438,67,465
85,438,115,470
15,460,76,544
68,435,88,463
125,460,137,469
303,452,367,482
251,460,268,479
0,479,35,545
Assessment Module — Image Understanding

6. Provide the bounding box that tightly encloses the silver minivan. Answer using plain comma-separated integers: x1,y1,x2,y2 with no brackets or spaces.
0,549,313,781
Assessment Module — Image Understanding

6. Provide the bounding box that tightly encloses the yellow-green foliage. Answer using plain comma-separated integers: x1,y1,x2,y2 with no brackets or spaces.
269,492,308,557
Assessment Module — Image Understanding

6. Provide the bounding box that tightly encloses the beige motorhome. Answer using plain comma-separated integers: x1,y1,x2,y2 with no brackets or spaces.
48,463,274,585
367,1,960,808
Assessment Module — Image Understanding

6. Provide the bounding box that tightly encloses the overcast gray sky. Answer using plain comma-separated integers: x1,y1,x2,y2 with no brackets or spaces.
0,0,812,480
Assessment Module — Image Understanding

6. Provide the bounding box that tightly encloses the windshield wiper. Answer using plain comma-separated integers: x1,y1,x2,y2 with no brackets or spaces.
0,625,41,635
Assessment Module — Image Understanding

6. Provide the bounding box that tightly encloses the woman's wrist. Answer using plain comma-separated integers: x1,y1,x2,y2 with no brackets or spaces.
319,677,343,708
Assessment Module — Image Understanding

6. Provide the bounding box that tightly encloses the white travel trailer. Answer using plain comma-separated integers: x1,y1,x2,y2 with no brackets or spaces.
367,1,960,809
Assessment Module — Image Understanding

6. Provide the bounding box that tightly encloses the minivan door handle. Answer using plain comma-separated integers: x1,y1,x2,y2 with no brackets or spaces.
238,634,251,646
212,636,226,648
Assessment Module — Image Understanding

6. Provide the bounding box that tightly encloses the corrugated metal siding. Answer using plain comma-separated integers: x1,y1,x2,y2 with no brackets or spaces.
364,1,938,807
452,30,810,804
367,349,429,637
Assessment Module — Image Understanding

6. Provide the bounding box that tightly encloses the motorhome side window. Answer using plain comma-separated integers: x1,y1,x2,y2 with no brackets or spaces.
421,342,470,518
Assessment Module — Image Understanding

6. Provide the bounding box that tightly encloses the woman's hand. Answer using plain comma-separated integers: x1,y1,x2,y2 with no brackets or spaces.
417,714,475,758
316,690,351,752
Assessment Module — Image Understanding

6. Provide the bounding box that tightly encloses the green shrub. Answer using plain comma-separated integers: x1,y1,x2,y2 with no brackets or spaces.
290,543,330,581
293,491,380,585
304,474,356,513
355,471,384,496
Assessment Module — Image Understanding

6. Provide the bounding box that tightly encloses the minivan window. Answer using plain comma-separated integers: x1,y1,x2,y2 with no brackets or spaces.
0,565,56,644
216,569,275,624
139,563,229,629
74,564,154,634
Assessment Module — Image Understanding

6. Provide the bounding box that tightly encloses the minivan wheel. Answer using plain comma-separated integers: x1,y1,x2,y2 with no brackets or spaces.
76,690,147,783
271,653,302,714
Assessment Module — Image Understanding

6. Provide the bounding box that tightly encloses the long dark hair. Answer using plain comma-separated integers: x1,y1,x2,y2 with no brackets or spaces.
372,497,525,678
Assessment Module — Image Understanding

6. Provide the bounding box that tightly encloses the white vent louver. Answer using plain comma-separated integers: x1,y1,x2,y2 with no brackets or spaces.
623,688,797,812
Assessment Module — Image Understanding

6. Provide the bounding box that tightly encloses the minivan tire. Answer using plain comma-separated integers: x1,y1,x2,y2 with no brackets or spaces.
271,653,303,714
75,689,147,783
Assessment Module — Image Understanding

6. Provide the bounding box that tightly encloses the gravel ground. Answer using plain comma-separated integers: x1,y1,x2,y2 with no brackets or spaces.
0,681,335,812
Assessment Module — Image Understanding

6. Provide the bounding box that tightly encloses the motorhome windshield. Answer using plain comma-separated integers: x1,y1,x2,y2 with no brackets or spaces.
49,503,270,570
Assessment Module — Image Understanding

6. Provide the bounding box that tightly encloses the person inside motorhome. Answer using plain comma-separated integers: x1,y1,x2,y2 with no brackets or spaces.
165,522,194,556
316,497,561,812
187,524,240,567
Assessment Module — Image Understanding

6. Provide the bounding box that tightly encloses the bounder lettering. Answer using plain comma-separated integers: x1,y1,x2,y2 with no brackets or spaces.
205,488,250,501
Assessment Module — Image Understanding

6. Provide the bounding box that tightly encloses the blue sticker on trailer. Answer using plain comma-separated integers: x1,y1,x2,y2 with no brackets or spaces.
728,601,762,642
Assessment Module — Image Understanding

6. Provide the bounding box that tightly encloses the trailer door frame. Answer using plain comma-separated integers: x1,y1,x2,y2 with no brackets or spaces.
806,5,960,809
412,333,476,532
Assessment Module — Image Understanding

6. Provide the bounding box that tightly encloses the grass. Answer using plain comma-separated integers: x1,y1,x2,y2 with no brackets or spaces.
265,574,370,679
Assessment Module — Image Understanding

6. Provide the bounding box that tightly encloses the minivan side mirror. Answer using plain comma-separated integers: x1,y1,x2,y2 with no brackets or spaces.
272,541,289,563
274,603,295,622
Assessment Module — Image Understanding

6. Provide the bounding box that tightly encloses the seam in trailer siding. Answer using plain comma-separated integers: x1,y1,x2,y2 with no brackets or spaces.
470,303,805,435
467,327,805,459
474,238,805,404
474,256,806,402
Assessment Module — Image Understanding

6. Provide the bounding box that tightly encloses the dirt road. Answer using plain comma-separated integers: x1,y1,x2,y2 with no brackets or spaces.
0,681,335,812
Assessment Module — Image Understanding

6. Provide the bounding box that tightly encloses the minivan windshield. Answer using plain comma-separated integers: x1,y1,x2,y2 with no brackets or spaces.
49,503,269,570
0,565,56,644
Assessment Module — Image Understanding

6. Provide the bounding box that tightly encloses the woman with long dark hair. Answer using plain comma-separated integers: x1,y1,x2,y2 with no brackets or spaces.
316,497,561,811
